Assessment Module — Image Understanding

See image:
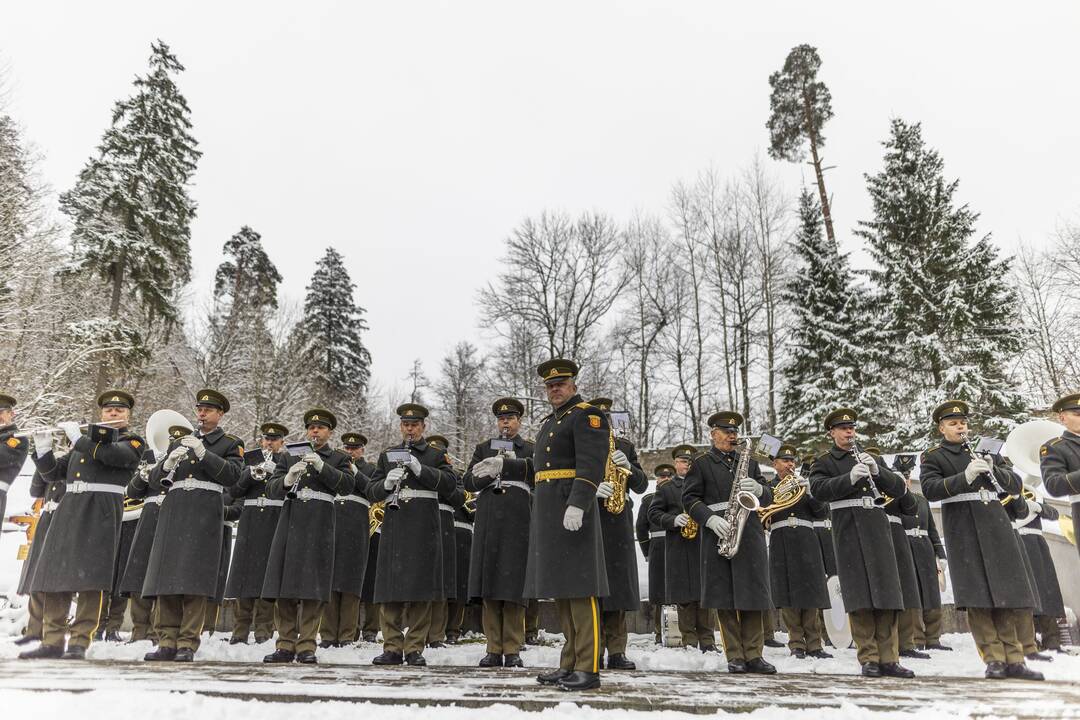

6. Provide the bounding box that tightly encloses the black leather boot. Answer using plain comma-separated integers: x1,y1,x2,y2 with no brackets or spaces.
19,644,64,660
478,653,503,667
405,651,427,666
263,649,295,663
372,650,403,665
880,662,914,678
557,671,601,691
606,653,636,670
984,661,1007,679
144,647,177,661
296,651,317,664
503,653,524,668
174,648,195,662
1006,663,1045,681
536,668,572,685
746,657,777,674
61,645,87,660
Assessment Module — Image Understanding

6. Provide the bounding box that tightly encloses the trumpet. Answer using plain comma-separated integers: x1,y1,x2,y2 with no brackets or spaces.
16,419,126,439
251,449,273,481
850,440,888,507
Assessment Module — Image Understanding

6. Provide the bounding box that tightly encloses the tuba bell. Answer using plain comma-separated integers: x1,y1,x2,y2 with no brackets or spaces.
146,409,194,459
1005,419,1066,482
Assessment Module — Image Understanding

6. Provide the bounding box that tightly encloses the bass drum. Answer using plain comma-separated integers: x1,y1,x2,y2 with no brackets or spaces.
823,575,853,649
659,605,684,647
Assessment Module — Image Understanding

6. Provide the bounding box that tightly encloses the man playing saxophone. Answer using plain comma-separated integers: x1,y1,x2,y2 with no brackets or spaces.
683,411,774,674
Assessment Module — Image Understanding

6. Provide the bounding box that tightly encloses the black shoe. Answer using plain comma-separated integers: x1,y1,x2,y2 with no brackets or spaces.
985,661,1008,679
503,653,524,668
446,633,460,644
19,644,64,660
479,653,503,667
746,657,777,674
924,642,952,651
525,634,540,646
296,651,317,664
229,637,249,645
701,645,720,654
405,651,426,666
1006,663,1044,681
254,635,271,644
263,649,295,663
607,653,636,670
1026,652,1053,663
144,647,177,661
318,640,335,649
557,671,601,691
861,661,881,677
13,635,39,646
880,662,914,678
899,648,931,659
61,645,87,660
807,649,834,659
537,668,572,685
791,648,806,659
372,650,403,665
362,632,378,643
727,659,748,674
427,641,446,648
174,648,195,662
104,631,123,643
763,638,784,648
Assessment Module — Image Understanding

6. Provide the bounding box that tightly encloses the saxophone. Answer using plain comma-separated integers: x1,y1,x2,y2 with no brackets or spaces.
716,438,761,558
603,431,631,515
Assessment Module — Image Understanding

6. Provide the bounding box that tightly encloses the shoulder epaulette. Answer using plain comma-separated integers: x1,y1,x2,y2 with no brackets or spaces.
924,445,940,455
1044,437,1063,448
575,401,594,411
225,433,242,443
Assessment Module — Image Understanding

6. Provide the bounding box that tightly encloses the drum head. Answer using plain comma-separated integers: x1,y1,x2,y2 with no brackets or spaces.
823,575,853,649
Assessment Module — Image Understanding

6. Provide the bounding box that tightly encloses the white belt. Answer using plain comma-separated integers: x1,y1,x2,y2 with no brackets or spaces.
650,530,665,538
398,488,438,501
813,519,832,529
1017,527,1042,536
487,480,531,494
439,503,454,513
66,481,124,495
707,502,729,511
830,498,883,511
906,528,928,538
940,490,998,505
244,497,285,508
1069,494,1080,504
887,515,902,525
43,500,59,512
769,517,814,531
144,494,165,505
0,480,10,492
291,488,334,503
454,521,473,531
337,495,370,507
170,479,223,493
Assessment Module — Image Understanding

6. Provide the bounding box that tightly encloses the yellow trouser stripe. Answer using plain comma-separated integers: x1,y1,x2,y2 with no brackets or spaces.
88,591,104,645
590,596,599,673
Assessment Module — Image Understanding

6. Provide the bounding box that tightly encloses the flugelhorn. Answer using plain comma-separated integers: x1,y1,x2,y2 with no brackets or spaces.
16,418,126,439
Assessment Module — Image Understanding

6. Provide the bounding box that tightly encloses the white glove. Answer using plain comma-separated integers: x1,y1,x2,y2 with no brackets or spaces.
385,467,406,490
739,478,763,497
849,464,871,485
33,431,54,458
705,515,730,537
855,453,881,474
472,456,503,478
179,435,206,459
596,481,616,499
405,454,422,476
258,459,277,475
1028,500,1043,514
284,461,306,488
612,449,631,470
674,513,690,528
303,452,324,472
58,421,82,444
563,505,584,531
964,458,991,484
162,446,187,471
937,559,947,575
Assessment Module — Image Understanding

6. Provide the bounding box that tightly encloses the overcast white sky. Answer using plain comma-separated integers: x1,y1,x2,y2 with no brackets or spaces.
2,1,1078,396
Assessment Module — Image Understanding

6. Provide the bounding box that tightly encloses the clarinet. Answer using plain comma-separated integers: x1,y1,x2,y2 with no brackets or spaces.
850,440,888,507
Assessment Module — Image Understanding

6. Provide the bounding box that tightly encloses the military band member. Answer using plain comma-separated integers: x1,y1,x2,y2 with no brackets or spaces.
20,390,144,660
343,433,381,643
226,422,287,644
261,409,356,663
14,468,65,646
636,464,673,644
765,443,832,659
684,413,775,674
425,434,465,648
319,431,373,648
920,400,1042,681
463,398,534,666
515,359,608,691
809,408,912,678
586,397,648,671
142,389,244,662
899,474,950,653
205,495,241,636
1002,492,1052,663
447,496,474,643
368,403,457,667
1010,490,1066,653
1040,391,1080,564
99,487,147,641
649,446,716,651
0,393,29,534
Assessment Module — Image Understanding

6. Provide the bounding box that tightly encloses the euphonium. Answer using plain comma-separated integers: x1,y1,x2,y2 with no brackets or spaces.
681,515,699,540
369,501,385,537
716,437,761,558
757,472,806,529
603,431,631,515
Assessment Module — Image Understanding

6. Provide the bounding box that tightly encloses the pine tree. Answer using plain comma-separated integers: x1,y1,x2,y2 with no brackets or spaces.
767,44,838,247
778,188,866,450
59,40,200,393
292,247,372,417
856,119,1024,446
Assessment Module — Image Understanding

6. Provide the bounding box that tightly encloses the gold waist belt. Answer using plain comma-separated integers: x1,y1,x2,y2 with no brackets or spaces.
535,469,577,483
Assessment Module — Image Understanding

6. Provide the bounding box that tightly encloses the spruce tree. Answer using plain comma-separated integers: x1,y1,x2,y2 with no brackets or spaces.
292,247,372,416
856,119,1023,446
59,40,200,392
778,188,866,449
